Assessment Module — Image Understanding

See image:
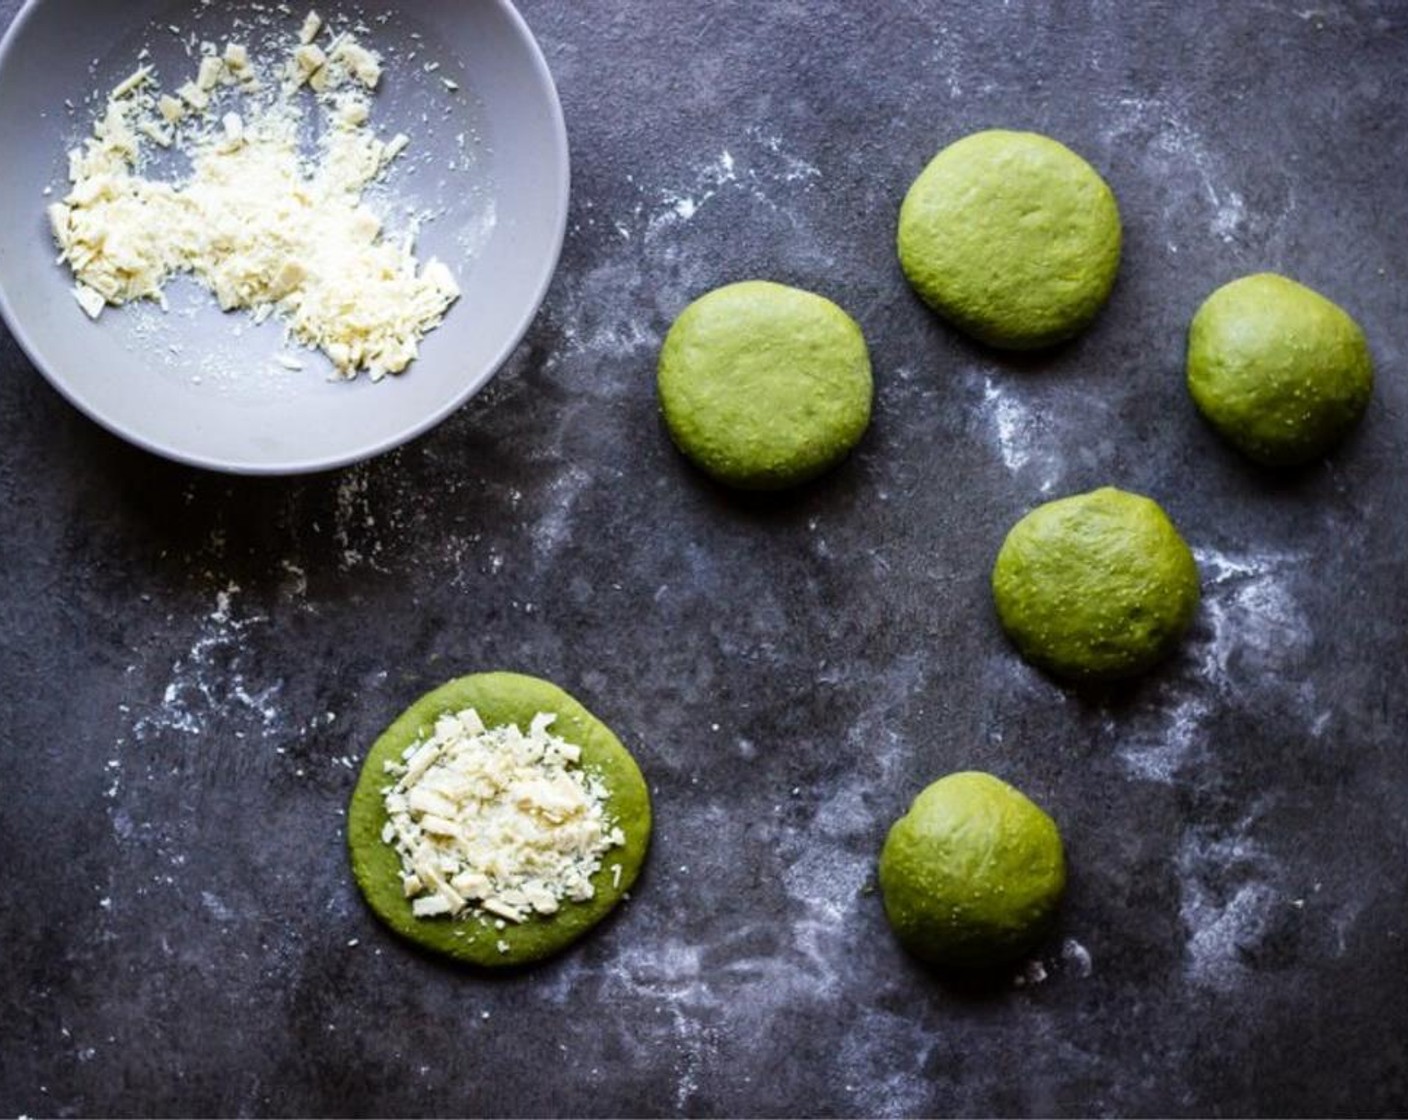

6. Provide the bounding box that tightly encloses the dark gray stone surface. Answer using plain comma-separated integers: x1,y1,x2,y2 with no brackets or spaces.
2,1,1406,1115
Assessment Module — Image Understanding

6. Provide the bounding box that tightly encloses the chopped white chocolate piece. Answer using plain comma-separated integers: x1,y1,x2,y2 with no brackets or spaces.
47,202,71,241
158,95,186,124
177,81,209,110
299,10,323,44
73,284,107,319
336,95,369,128
223,42,250,72
111,66,152,99
411,895,453,918
289,42,327,88
482,897,526,924
137,120,174,148
196,55,225,92
383,132,410,162
330,39,381,88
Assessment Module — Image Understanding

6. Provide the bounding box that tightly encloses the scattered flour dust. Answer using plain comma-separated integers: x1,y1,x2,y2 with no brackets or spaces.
1177,803,1294,992
972,372,1124,495
1115,546,1315,784
1104,547,1327,992
639,129,822,240
131,582,282,743
551,132,823,380
982,374,1037,474
49,9,459,380
1104,95,1249,248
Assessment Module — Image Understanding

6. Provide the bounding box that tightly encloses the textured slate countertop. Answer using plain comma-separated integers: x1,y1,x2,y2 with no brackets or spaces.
2,1,1406,1116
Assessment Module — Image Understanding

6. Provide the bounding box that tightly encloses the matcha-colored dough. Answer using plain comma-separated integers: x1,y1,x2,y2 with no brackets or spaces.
657,280,873,489
347,672,651,967
1187,272,1373,466
879,771,1066,969
992,487,1199,682
897,129,1122,349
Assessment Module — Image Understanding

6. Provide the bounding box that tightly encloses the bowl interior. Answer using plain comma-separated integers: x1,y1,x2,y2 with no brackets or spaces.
0,0,568,474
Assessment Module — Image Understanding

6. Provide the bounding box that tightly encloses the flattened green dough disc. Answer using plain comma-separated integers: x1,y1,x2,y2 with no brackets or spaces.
897,130,1122,349
1187,272,1373,466
992,487,1199,682
657,280,873,489
347,672,651,966
879,771,1066,968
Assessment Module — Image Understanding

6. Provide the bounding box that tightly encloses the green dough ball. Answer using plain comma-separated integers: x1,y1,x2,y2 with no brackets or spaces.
657,280,873,489
992,487,1199,682
897,129,1122,349
347,672,651,967
879,771,1066,969
1187,273,1373,466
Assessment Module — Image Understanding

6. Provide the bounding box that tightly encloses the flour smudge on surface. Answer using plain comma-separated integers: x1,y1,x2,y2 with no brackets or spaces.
131,582,282,743
1115,546,1314,784
1177,800,1301,992
1103,95,1253,250
644,129,822,239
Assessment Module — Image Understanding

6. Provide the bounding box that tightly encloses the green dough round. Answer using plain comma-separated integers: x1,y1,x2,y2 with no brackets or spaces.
346,672,651,967
1187,273,1373,466
992,487,1199,682
897,129,1122,349
878,771,1066,968
657,280,873,489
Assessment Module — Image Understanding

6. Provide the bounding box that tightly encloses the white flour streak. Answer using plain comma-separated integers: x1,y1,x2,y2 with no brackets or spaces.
455,196,497,260
757,132,822,183
1210,189,1247,243
1117,695,1211,784
531,465,592,560
648,149,738,237
132,583,283,742
575,318,657,360
594,939,719,1111
1184,880,1280,989
201,890,237,922
1196,546,1310,683
643,132,822,238
1116,546,1310,784
1155,550,1317,992
548,254,667,374
838,1009,935,1117
562,134,824,372
1106,96,1248,247
1177,807,1289,992
974,373,1066,493
590,938,713,1013
1159,533,1351,996
982,375,1034,472
670,1005,708,1112
780,792,872,981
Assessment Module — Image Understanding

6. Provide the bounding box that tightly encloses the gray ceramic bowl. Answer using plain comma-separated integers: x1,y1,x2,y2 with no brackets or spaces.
0,0,568,474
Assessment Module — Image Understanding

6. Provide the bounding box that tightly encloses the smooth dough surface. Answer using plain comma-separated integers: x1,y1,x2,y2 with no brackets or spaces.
897,129,1121,349
657,280,873,490
347,672,651,967
1187,272,1373,466
878,771,1066,969
991,487,1199,682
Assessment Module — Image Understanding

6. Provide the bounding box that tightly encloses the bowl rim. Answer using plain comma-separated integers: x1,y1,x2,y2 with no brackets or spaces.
0,0,570,476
